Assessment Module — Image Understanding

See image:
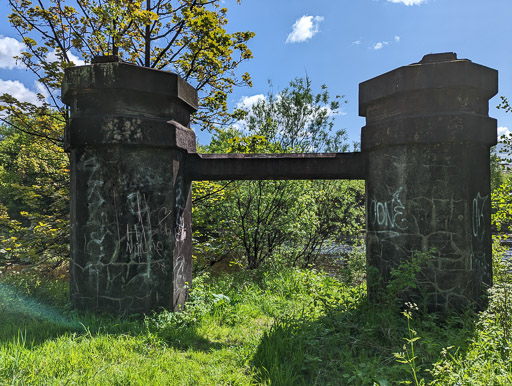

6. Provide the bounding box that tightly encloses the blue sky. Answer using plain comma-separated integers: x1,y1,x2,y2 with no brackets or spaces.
0,0,511,147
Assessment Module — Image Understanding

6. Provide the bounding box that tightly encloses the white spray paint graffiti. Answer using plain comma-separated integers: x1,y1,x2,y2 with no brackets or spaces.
470,192,489,271
79,154,110,307
472,192,488,241
370,187,408,230
81,155,106,261
126,192,152,258
77,152,189,306
123,191,177,286
173,176,188,304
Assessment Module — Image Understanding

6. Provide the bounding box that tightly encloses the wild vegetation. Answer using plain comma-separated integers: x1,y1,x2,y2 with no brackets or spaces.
2,120,511,384
1,1,512,384
0,0,255,270
6,0,254,133
1,237,512,384
192,77,365,271
1,120,511,384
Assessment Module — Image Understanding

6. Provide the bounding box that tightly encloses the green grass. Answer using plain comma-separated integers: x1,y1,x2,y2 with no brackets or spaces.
1,267,512,385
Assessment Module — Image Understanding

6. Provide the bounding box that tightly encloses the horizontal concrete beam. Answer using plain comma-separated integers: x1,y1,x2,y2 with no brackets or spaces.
186,152,367,181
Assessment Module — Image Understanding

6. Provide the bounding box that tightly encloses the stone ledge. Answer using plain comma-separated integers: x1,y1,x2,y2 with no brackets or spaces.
361,113,497,150
62,62,198,111
65,115,197,152
359,53,497,117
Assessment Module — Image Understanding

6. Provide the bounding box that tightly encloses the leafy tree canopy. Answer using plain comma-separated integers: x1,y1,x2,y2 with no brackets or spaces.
1,0,254,268
4,0,255,137
0,119,69,268
239,77,350,153
193,77,364,270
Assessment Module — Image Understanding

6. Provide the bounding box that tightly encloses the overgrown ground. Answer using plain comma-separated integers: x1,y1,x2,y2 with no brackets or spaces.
1,259,512,385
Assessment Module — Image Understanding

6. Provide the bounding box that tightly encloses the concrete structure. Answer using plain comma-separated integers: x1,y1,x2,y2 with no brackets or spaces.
63,57,197,314
360,53,497,310
63,52,497,315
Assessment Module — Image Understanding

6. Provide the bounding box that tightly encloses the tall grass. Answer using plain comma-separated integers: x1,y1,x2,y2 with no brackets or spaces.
1,259,512,385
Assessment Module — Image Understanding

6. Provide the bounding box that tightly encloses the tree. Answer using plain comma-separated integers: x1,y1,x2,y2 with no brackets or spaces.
492,97,512,235
243,77,350,153
491,147,504,192
5,0,254,137
0,119,69,269
192,77,365,270
0,0,254,267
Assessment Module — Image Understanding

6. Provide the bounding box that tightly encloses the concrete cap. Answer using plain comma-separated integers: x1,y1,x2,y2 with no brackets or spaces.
62,60,198,112
359,53,498,117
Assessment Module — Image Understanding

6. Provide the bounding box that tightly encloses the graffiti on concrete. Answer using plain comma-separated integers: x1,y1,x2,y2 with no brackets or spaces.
472,192,488,241
369,187,408,231
470,192,490,277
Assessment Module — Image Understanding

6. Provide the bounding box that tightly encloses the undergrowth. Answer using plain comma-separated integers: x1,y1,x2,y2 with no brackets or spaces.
1,254,512,385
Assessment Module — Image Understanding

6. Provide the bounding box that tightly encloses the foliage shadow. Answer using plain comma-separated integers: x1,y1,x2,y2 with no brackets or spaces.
252,295,477,385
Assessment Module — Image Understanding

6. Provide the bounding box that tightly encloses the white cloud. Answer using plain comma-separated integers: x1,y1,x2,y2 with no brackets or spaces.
0,79,42,105
352,40,361,45
67,51,86,66
232,94,266,131
237,94,265,110
35,81,53,103
0,35,85,71
320,105,346,117
369,36,399,50
0,36,25,70
286,15,324,44
387,0,426,5
373,41,389,50
47,50,85,66
498,126,512,138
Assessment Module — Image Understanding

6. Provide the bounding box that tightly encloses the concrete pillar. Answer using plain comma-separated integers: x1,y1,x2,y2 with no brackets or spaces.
360,53,497,311
62,57,197,314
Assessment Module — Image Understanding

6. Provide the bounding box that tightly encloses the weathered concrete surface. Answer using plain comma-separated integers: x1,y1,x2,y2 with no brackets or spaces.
186,152,367,181
63,61,196,314
360,53,497,311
